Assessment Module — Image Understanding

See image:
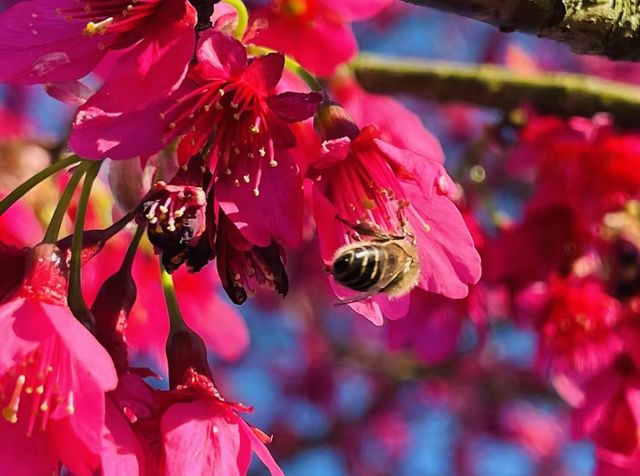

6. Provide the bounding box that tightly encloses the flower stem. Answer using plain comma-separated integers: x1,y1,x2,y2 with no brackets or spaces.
284,56,323,92
42,162,92,244
0,154,81,216
222,0,248,39
68,160,102,329
121,224,145,272
247,45,323,92
160,265,187,332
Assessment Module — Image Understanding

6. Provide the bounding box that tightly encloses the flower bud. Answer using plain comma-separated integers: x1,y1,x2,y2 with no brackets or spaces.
313,100,359,141
108,158,150,213
91,265,137,374
166,326,213,389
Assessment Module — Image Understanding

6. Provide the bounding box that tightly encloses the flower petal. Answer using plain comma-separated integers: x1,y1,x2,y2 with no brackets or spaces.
0,0,105,83
267,92,322,123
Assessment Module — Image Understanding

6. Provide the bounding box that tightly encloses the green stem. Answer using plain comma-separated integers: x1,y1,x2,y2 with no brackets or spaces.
222,0,248,39
284,56,323,92
0,154,80,216
160,265,187,331
68,161,102,328
42,162,91,244
121,224,145,272
247,45,322,92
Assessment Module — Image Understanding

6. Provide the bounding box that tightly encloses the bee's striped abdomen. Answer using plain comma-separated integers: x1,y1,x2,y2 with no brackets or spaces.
332,245,384,291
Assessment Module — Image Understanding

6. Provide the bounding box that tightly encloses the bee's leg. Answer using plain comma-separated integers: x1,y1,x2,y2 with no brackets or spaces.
333,290,380,305
395,207,415,243
335,215,395,241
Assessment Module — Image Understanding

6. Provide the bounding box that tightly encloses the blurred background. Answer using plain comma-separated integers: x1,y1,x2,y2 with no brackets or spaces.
4,2,638,474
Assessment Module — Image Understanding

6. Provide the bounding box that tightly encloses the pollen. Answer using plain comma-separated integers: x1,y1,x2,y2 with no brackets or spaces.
83,17,114,36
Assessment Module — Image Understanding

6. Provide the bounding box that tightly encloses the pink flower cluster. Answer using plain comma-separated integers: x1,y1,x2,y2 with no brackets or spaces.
0,0,482,474
485,115,640,474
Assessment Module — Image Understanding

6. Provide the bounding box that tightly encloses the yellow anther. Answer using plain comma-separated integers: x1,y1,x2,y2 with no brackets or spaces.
83,17,113,36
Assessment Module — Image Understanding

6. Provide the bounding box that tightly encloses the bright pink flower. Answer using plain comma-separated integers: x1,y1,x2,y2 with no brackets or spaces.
251,0,391,77
509,115,640,221
71,31,320,246
0,0,196,108
562,356,640,459
159,369,283,476
0,243,118,475
538,278,623,374
484,205,587,291
310,112,481,324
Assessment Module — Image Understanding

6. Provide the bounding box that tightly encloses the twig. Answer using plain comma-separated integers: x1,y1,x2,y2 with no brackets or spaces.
352,54,640,127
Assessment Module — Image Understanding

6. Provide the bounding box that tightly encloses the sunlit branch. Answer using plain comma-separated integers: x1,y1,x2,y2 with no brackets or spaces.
403,0,640,61
352,54,640,127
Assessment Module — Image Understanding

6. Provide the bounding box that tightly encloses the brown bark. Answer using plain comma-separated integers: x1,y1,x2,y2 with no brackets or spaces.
403,0,640,61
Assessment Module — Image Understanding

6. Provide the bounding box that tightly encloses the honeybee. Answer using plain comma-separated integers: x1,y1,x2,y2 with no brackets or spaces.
331,216,420,304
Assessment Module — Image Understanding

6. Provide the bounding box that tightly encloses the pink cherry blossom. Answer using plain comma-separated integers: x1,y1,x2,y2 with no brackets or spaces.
0,243,118,475
0,0,196,109
71,30,320,247
310,121,481,324
251,0,392,77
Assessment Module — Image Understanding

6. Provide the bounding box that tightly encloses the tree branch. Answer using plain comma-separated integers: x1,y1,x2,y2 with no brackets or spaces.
403,0,640,61
352,54,640,127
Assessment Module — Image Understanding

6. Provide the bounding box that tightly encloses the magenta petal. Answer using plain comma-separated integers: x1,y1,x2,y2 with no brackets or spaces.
44,80,93,106
0,417,57,476
311,184,343,263
101,400,145,476
253,11,356,77
267,92,322,122
325,0,393,21
70,99,169,160
44,302,117,391
242,53,284,94
49,417,101,476
197,30,247,79
404,181,482,299
0,298,42,371
218,151,303,247
0,0,106,83
92,1,196,112
239,418,284,476
161,401,249,476
375,139,449,196
334,80,445,161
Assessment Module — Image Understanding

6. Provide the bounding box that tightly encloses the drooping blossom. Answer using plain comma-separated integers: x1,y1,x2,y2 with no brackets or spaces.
157,368,284,476
251,0,392,76
309,102,481,324
71,30,321,247
0,0,197,109
0,243,118,475
216,210,289,305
